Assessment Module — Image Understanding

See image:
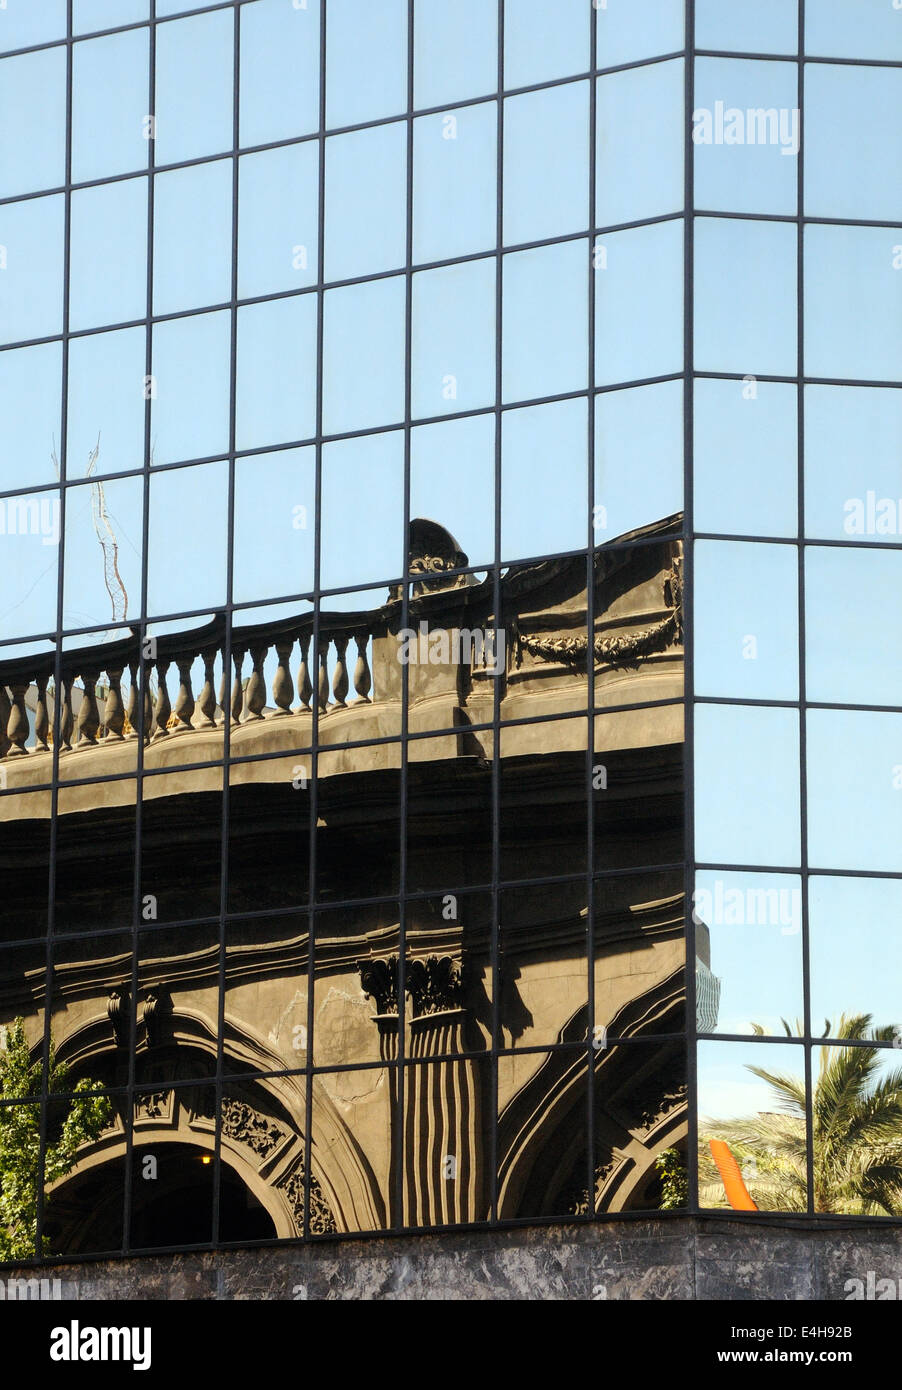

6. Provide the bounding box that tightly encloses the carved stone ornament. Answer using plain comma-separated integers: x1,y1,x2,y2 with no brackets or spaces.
517,561,684,671
357,954,464,1017
357,957,399,1015
221,1098,286,1160
406,955,464,1016
281,1164,337,1236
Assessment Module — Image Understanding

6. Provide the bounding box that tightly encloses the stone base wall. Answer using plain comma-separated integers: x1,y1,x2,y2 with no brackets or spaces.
4,1219,901,1300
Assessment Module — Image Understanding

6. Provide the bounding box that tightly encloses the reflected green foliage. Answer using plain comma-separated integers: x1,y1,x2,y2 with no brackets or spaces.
0,1018,111,1261
655,1147,688,1209
700,1015,902,1215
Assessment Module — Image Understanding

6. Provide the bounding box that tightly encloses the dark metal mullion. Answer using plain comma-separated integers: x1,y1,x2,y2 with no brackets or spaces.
486,0,504,1230
121,0,156,1256
303,0,328,1243
798,0,816,1220
392,0,415,1236
210,0,242,1252
585,0,598,1221
684,0,698,1217
34,0,75,1268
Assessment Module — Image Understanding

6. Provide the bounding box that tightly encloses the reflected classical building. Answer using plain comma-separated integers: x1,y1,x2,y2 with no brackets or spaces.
0,518,685,1253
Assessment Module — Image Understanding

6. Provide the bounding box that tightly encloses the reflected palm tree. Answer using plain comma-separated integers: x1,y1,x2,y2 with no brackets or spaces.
699,1015,902,1215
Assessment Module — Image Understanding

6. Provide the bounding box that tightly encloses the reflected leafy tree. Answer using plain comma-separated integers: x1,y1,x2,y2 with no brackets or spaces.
699,1015,902,1215
0,1018,111,1261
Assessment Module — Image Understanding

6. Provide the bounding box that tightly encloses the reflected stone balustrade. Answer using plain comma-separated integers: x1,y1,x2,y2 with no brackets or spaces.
0,518,684,813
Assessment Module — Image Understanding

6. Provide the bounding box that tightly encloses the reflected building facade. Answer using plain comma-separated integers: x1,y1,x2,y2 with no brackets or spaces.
0,0,899,1292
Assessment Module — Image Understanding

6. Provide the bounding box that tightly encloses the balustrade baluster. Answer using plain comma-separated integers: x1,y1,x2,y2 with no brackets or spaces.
317,639,330,714
246,644,267,720
353,631,372,703
331,635,349,708
6,683,29,756
173,656,195,733
126,660,139,739
197,647,217,728
0,687,11,758
297,633,312,711
34,676,49,751
76,669,100,746
103,667,125,741
152,660,171,739
60,676,74,751
272,639,294,716
231,649,245,725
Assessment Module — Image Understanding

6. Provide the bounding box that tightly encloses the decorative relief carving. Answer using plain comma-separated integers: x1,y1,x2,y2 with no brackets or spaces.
357,955,464,1017
281,1165,337,1236
221,1098,286,1160
357,958,399,1015
406,956,463,1016
516,560,684,672
135,1090,169,1121
107,990,128,1047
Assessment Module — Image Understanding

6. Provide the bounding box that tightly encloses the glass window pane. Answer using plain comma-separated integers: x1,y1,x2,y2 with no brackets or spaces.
153,162,232,315
695,703,801,867
154,9,233,165
410,414,495,571
594,379,682,543
233,447,316,604
808,709,902,873
147,460,228,616
67,326,146,482
503,82,589,245
322,277,406,434
502,398,587,561
413,103,496,264
810,877,902,1038
74,0,148,32
72,30,149,183
693,58,799,216
236,295,318,452
805,385,902,543
806,547,902,707
693,870,803,1037
504,0,589,88
698,1041,807,1213
597,60,684,227
240,0,320,146
696,0,798,55
321,432,404,590
0,197,65,346
0,342,62,493
324,124,407,281
806,0,902,61
151,310,231,467
805,225,902,383
694,540,799,701
0,487,60,640
63,474,143,631
596,220,684,386
69,179,146,332
597,0,684,68
695,378,797,538
503,240,587,402
0,49,66,197
411,259,495,419
327,0,407,128
695,217,796,376
0,1,66,53
414,0,496,109
806,65,902,223
238,144,319,298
